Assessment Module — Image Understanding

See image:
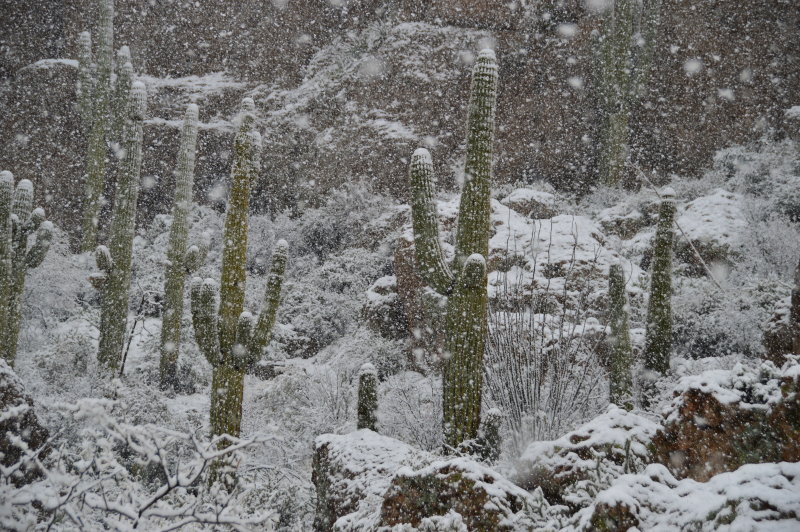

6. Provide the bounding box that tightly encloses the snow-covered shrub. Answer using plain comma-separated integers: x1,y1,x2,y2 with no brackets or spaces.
378,371,443,451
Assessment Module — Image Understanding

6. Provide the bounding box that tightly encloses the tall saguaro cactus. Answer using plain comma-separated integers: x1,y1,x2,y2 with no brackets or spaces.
80,0,115,252
159,103,206,390
0,172,53,366
408,49,498,450
77,31,94,128
95,81,146,372
643,188,676,376
190,98,288,438
608,263,633,409
111,45,133,146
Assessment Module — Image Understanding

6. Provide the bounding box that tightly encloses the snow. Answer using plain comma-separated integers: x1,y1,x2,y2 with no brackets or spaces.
676,189,747,247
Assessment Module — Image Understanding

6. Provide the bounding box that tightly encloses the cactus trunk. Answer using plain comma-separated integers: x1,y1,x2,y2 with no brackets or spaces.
209,363,245,438
77,31,93,128
608,263,633,409
159,104,200,390
80,0,115,252
407,49,498,451
643,190,676,377
357,363,378,431
96,82,146,371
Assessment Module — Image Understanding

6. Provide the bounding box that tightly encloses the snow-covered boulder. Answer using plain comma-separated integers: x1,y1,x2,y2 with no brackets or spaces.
363,275,408,340
651,359,800,482
379,457,552,531
499,187,558,220
312,430,431,531
515,406,659,508
0,360,50,486
577,462,800,531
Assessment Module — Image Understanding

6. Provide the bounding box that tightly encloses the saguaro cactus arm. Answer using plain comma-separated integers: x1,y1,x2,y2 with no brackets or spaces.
409,148,454,295
25,221,53,269
77,31,94,126
247,240,288,362
190,277,222,366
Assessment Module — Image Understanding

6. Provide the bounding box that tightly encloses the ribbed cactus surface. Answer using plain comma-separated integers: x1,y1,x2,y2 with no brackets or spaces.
357,363,378,431
407,49,498,450
189,99,288,438
96,81,146,371
608,263,633,410
77,31,93,127
159,103,204,390
0,172,53,366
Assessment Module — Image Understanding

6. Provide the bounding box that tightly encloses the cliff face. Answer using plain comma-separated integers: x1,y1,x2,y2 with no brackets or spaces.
1,0,798,241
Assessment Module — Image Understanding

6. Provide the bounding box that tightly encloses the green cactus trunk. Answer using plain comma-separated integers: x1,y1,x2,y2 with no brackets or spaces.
77,31,93,128
96,82,146,372
80,0,114,253
189,99,288,441
643,191,676,376
159,104,200,390
598,0,634,186
0,173,54,366
608,263,633,410
111,46,133,145
407,49,497,451
357,363,378,431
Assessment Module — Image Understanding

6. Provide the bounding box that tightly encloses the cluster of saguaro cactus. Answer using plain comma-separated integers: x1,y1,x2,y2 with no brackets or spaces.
94,81,147,372
80,0,115,253
159,103,208,390
407,49,498,450
190,98,288,438
608,263,633,410
357,363,378,431
0,172,53,366
643,188,676,377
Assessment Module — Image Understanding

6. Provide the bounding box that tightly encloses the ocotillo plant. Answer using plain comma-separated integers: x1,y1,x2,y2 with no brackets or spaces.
408,49,498,450
190,98,288,439
95,81,146,372
608,262,633,410
80,0,115,252
643,188,676,377
77,31,94,127
357,363,378,431
159,103,206,390
0,172,53,366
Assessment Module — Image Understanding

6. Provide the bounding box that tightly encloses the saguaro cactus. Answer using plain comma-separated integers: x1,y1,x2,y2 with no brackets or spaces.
0,172,54,366
407,49,498,450
111,45,133,145
190,98,288,438
357,363,378,431
608,263,633,409
77,31,94,127
643,188,676,376
80,0,115,252
159,103,206,390
95,81,146,372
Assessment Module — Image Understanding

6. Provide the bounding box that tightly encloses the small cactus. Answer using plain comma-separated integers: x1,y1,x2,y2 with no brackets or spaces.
357,363,378,431
95,81,146,372
643,188,676,388
80,0,115,252
0,172,54,366
407,49,498,451
159,103,206,390
608,263,633,410
189,99,288,438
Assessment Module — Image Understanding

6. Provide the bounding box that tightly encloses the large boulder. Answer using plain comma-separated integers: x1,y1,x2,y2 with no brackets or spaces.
0,360,50,486
651,359,800,482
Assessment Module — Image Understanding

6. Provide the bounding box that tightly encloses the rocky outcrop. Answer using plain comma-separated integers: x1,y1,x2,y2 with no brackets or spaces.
651,360,800,482
0,360,50,486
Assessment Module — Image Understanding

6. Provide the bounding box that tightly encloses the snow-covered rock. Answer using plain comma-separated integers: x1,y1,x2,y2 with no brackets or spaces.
499,187,558,219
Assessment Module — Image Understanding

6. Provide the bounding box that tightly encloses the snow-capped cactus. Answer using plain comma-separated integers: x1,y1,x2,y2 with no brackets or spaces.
80,0,115,252
95,81,146,372
159,103,206,390
357,363,378,431
643,188,676,386
407,48,497,451
608,262,633,410
0,173,54,366
77,31,94,127
189,99,288,438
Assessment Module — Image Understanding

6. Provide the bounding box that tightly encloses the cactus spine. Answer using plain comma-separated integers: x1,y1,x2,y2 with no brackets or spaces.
0,172,53,366
159,103,205,390
77,31,94,127
95,82,146,371
190,98,288,438
408,49,497,450
80,0,114,252
357,363,378,431
643,188,676,377
598,0,634,186
608,263,633,410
